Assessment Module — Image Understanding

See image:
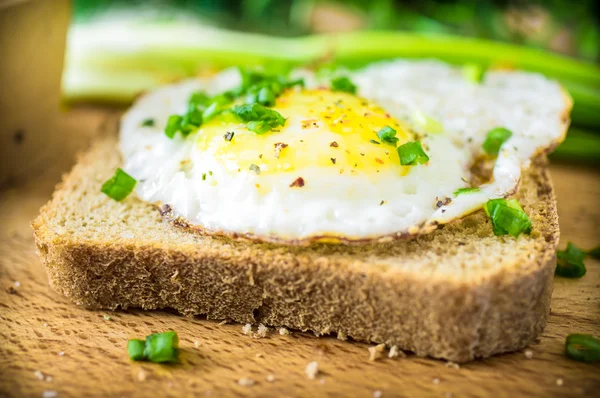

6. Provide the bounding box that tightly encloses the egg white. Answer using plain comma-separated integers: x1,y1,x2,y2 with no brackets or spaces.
120,61,569,243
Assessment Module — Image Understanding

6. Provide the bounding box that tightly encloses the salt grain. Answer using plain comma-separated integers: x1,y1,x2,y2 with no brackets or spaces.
42,391,58,398
373,391,383,398
279,327,290,335
14,281,21,287
266,374,275,382
524,349,534,359
433,378,440,385
255,324,268,338
58,352,64,356
445,361,460,369
238,377,255,387
137,369,147,382
241,324,252,335
34,370,45,380
305,361,319,380
556,378,563,386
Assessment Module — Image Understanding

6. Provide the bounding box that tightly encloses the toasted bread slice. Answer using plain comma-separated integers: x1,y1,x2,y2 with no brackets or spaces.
32,133,559,362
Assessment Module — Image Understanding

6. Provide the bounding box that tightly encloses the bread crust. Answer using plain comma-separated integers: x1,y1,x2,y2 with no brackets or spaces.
32,135,559,362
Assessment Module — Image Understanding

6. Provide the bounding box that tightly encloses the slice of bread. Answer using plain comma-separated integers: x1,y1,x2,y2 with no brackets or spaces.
32,132,559,362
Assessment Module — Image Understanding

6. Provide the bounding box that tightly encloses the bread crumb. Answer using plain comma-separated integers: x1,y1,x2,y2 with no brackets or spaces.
218,320,228,325
266,374,275,382
137,369,147,382
524,349,534,359
255,353,264,358
237,377,255,387
373,391,383,398
433,378,440,385
444,361,460,369
58,351,64,356
279,327,290,335
556,378,563,386
305,361,319,380
255,324,269,338
194,340,199,348
242,324,252,335
337,331,347,340
42,391,58,398
34,370,45,380
388,345,406,359
368,344,386,361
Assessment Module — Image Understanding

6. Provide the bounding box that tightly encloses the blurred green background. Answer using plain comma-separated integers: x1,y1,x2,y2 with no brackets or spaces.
74,0,599,62
67,1,600,162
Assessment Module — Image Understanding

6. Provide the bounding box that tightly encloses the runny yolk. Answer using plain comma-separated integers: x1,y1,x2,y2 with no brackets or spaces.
195,88,414,175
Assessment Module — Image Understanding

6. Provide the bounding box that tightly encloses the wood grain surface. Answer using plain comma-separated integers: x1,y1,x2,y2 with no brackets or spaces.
0,108,599,398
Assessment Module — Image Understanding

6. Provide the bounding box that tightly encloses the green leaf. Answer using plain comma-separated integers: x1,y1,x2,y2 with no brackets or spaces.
232,103,286,134
454,187,480,196
101,168,137,201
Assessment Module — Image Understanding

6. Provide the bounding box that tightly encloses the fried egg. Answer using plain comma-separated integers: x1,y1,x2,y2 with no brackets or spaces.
120,60,570,244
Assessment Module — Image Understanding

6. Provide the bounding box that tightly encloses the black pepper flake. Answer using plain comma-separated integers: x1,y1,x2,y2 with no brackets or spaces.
290,177,305,187
330,158,336,164
370,139,380,145
259,154,263,159
274,142,288,158
380,200,385,206
330,141,339,148
436,197,452,208
224,131,235,141
249,164,261,175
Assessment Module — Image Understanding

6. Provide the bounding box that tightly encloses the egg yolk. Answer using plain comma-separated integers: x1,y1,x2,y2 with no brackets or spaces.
195,89,414,174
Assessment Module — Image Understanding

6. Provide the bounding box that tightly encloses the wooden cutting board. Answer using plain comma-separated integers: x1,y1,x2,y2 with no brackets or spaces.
0,108,599,398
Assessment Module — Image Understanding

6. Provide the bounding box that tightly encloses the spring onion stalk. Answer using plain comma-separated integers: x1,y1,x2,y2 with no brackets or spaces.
63,20,600,125
550,128,600,163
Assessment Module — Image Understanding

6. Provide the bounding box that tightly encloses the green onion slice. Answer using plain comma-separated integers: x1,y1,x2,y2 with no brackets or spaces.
556,242,587,278
101,168,137,201
565,334,600,363
377,126,399,145
483,127,513,155
454,187,480,196
127,339,146,361
331,76,357,94
397,141,430,166
484,198,532,238
144,331,179,363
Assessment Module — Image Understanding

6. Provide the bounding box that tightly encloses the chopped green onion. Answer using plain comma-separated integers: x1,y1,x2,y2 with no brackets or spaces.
462,64,485,83
397,141,430,166
484,198,532,238
143,331,179,363
202,173,207,181
165,115,183,139
483,127,513,155
556,242,587,278
413,111,443,134
331,76,357,94
101,168,137,201
232,103,286,134
588,246,600,259
565,334,600,363
454,187,480,196
127,339,146,361
141,118,155,127
377,126,399,146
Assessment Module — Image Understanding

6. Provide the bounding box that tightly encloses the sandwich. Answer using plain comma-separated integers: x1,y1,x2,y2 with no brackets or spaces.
32,60,571,362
